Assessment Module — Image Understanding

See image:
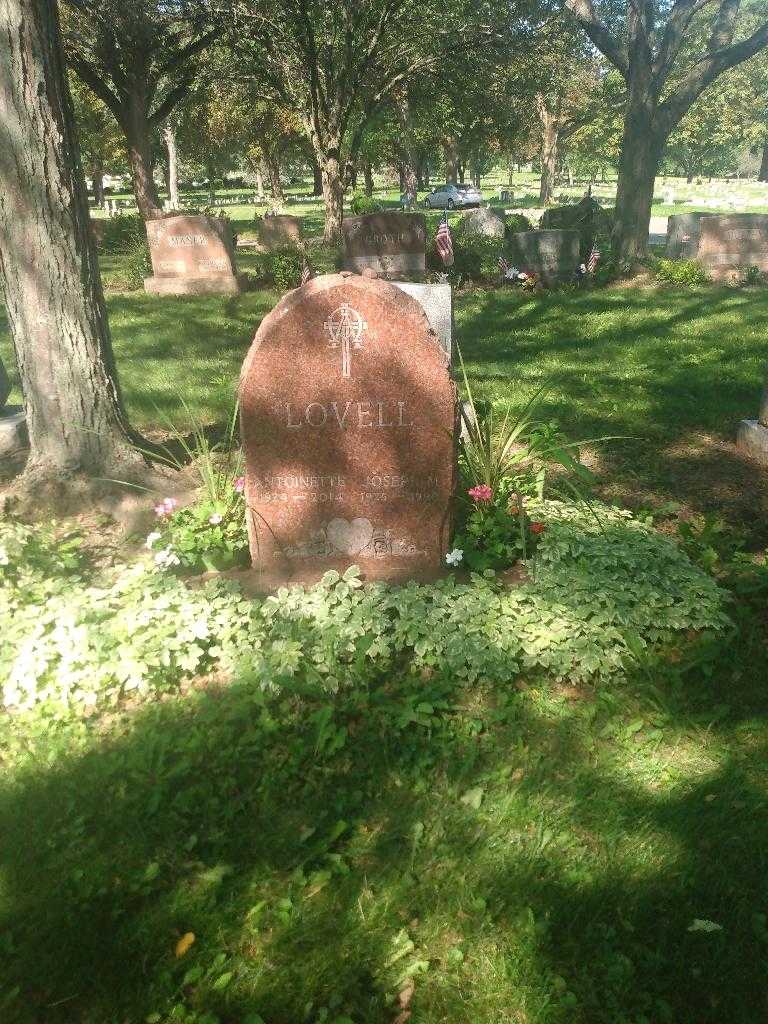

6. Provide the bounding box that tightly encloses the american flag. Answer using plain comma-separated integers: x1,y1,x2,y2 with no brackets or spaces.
587,246,601,273
435,215,454,266
301,261,312,285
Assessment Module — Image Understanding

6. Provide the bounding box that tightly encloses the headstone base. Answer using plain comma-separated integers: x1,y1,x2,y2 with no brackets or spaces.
144,275,242,296
392,282,452,359
0,407,28,459
736,419,768,465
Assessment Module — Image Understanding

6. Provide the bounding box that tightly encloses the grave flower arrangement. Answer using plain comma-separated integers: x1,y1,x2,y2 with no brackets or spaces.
449,479,545,571
145,477,249,574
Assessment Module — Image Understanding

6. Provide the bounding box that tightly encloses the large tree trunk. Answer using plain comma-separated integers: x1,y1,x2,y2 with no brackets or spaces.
759,143,768,183
538,99,559,204
122,94,160,219
319,148,344,242
163,123,179,210
363,161,373,196
0,0,141,482
394,84,418,206
312,157,323,196
264,149,284,201
613,95,665,261
443,137,459,184
91,159,104,206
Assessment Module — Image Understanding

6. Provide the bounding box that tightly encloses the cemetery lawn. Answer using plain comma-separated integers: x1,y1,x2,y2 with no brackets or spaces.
2,281,768,1023
3,280,765,538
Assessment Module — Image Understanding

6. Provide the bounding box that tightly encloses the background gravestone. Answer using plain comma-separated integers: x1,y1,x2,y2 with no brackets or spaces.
239,272,457,585
258,214,303,250
665,213,705,258
456,207,505,238
737,381,768,465
697,214,768,280
341,212,426,280
506,229,580,286
0,353,28,459
144,214,241,295
539,195,613,257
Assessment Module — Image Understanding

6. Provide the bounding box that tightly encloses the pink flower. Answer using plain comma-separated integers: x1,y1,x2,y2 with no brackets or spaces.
468,484,493,503
154,497,178,518
233,476,245,494
530,521,546,535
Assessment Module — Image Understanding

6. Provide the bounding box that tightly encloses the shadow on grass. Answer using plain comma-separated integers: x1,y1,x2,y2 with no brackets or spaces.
2,639,768,1024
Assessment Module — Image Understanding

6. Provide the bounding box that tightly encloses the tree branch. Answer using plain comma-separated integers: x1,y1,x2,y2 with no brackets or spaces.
564,0,629,78
67,57,124,117
659,17,768,133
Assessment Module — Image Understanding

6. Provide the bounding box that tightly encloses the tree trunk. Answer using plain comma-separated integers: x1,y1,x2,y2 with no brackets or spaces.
312,158,323,196
163,122,179,210
345,160,357,190
0,0,141,482
538,104,559,204
508,157,515,187
255,161,265,198
91,160,104,206
443,137,459,184
613,97,665,261
363,161,373,196
264,150,284,201
320,150,344,242
457,163,465,184
759,143,768,183
394,83,418,206
122,93,160,219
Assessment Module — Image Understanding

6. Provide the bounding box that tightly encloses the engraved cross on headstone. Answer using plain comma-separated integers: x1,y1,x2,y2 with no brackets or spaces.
324,303,368,379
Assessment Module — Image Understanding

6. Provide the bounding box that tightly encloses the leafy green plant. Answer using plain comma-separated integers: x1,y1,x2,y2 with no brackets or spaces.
253,247,303,290
147,492,249,574
99,213,146,252
450,481,545,570
0,501,729,714
506,212,533,233
349,193,384,215
457,345,597,503
653,257,709,286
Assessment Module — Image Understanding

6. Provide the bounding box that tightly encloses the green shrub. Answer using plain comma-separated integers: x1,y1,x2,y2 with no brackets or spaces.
1,500,729,712
253,247,304,291
427,235,504,283
99,213,146,252
350,193,384,215
653,258,709,286
506,213,533,233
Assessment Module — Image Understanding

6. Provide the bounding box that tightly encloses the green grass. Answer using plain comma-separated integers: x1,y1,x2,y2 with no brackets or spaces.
3,192,768,1023
3,610,768,1024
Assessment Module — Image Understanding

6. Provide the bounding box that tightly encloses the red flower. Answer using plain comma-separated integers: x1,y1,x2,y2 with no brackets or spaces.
468,484,493,503
529,521,546,534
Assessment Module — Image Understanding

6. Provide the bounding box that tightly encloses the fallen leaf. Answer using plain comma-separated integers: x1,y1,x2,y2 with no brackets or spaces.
174,932,195,957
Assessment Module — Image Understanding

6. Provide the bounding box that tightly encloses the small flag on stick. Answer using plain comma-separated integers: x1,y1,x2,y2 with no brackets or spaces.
435,214,454,267
587,246,601,273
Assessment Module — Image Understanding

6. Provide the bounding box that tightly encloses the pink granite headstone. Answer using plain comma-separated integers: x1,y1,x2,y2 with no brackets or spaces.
697,214,768,280
239,272,457,585
144,214,240,295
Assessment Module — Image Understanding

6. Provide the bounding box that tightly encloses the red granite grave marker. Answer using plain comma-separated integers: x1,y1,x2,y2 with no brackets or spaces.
144,214,240,295
239,272,457,585
697,214,768,281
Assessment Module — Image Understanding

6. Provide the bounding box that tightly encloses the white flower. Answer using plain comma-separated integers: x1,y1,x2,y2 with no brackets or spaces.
445,548,464,566
154,546,181,568
208,513,223,525
145,531,162,549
